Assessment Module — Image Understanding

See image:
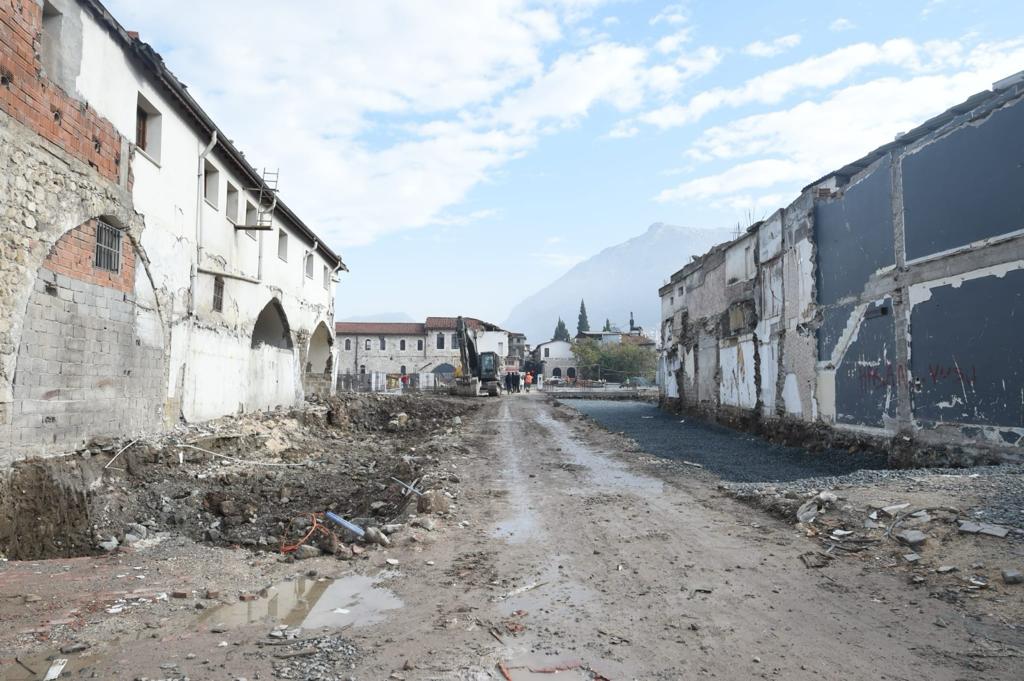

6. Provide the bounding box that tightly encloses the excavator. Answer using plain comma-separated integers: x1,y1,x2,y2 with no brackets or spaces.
451,316,501,397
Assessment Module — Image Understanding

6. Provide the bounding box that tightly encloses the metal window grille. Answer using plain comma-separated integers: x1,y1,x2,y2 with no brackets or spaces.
94,220,122,272
213,276,224,312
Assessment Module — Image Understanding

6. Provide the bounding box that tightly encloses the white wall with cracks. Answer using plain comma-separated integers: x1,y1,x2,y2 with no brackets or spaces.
0,0,343,466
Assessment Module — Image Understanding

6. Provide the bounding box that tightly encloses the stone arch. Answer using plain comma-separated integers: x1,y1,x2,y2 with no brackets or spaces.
251,298,293,349
6,214,166,458
303,320,334,397
433,362,456,375
552,367,562,378
566,367,577,379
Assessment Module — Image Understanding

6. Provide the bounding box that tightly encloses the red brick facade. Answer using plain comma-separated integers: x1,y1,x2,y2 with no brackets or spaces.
43,219,135,293
0,1,123,182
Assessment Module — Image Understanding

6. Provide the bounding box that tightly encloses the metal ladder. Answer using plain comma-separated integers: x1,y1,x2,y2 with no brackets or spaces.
253,168,278,229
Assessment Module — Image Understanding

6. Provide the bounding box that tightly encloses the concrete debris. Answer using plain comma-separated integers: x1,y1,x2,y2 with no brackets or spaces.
796,500,820,524
936,565,958,574
881,503,910,517
417,490,451,514
1002,569,1023,585
98,537,119,552
903,553,920,563
294,545,321,560
410,517,437,531
958,521,1010,537
363,526,391,547
895,530,928,548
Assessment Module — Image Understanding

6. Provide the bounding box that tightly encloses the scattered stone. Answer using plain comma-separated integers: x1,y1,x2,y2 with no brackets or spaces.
881,503,910,517
936,565,957,574
978,523,1010,538
385,558,400,566
60,642,90,654
99,537,119,552
363,526,391,547
411,517,437,532
895,530,928,548
23,594,41,603
452,416,462,426
369,501,387,512
171,590,190,599
239,593,258,602
205,589,221,600
127,522,148,540
796,500,819,524
381,524,404,535
210,624,229,633
903,553,920,563
417,490,451,514
295,544,321,560
123,533,143,545
1002,569,1023,585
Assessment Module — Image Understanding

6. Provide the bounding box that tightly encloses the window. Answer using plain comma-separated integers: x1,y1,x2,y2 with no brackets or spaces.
400,339,406,351
135,93,162,162
498,342,504,355
417,339,424,351
40,2,62,79
94,220,122,272
364,339,371,351
359,365,366,374
304,252,314,279
212,276,224,312
379,336,386,351
400,365,407,375
436,333,445,350
344,338,351,351
451,334,459,349
277,230,288,261
226,183,239,223
323,265,330,290
544,347,550,358
203,160,219,208
245,202,257,240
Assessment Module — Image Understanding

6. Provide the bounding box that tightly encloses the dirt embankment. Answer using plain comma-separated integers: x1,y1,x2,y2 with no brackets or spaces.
0,394,480,561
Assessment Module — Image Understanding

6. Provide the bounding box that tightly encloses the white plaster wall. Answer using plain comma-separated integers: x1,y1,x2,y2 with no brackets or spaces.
75,11,337,423
719,335,757,409
760,337,779,415
536,340,574,360
725,235,756,285
758,211,783,262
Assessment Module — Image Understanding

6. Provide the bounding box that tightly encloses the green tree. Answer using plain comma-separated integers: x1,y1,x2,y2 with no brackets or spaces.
602,318,612,332
572,339,657,382
553,317,571,342
577,299,590,335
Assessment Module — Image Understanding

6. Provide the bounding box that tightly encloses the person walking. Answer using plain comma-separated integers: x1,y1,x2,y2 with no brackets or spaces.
524,371,533,393
504,372,513,394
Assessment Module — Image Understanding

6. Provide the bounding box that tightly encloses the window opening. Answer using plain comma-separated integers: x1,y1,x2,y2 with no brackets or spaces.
203,160,219,208
436,333,445,350
277,230,288,261
304,252,314,279
212,276,224,312
344,338,351,351
94,220,122,273
400,339,406,351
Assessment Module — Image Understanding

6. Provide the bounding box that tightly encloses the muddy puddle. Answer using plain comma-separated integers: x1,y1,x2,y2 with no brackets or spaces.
198,573,402,631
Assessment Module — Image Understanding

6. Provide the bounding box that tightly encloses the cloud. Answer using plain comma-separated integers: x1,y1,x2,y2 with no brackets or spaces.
429,209,499,226
638,38,970,129
830,17,856,32
106,0,707,250
650,3,686,26
655,29,692,54
656,38,1024,207
743,34,802,58
602,16,620,26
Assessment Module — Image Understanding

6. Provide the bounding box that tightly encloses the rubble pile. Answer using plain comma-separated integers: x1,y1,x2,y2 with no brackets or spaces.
0,394,480,561
721,462,1024,617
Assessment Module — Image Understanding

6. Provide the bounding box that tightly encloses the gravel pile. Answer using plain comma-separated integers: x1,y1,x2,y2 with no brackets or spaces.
271,633,361,680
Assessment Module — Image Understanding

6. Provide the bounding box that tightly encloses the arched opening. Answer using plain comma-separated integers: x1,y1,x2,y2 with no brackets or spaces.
306,322,333,374
566,367,576,379
344,338,351,351
251,299,292,349
400,365,407,375
552,367,562,378
433,362,455,375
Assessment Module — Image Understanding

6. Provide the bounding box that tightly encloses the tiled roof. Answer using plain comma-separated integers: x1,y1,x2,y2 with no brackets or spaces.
424,316,502,331
335,322,425,335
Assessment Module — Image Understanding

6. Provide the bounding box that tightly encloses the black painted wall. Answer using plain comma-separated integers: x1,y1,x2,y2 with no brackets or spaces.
910,268,1024,427
903,98,1024,261
835,299,897,427
814,156,895,306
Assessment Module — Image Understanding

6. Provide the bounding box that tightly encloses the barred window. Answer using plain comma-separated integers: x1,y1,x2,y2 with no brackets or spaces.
212,276,224,312
94,220,122,272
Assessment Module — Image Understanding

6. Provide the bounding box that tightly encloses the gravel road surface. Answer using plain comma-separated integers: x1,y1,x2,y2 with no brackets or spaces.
563,398,889,482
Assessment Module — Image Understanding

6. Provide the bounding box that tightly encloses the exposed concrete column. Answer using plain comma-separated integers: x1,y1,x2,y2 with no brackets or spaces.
889,150,914,432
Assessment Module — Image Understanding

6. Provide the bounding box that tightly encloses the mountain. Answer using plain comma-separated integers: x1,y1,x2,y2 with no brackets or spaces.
504,223,734,344
337,312,416,323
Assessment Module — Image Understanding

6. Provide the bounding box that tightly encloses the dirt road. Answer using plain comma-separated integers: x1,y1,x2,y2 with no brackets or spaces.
3,394,1020,680
345,394,1019,679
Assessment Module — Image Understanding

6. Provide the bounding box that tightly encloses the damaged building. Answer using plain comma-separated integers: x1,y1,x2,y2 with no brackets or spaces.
658,72,1024,463
0,0,345,465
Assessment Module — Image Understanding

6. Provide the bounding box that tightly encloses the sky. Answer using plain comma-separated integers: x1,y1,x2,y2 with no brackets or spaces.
106,0,1024,325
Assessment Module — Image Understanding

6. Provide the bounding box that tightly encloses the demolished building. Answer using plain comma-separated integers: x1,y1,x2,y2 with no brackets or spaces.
658,72,1024,463
0,0,345,465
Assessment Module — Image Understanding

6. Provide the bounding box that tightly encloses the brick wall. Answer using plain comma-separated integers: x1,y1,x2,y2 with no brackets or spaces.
6,241,165,460
0,0,123,182
42,219,135,294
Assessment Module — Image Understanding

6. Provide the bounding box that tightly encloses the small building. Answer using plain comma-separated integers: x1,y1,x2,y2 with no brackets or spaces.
335,317,512,383
532,340,577,380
